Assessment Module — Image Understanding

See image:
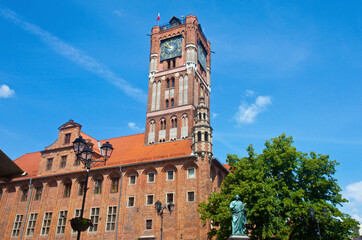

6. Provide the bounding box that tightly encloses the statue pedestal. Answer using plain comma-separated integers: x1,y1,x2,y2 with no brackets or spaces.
228,235,250,240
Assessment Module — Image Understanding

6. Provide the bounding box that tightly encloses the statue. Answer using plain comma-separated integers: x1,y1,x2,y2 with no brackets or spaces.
230,195,247,236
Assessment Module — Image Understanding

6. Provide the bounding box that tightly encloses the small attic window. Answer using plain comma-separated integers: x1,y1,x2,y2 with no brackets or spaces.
64,133,71,144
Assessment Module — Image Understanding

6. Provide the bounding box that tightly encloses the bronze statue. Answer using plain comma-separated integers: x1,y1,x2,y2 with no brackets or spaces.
230,195,247,236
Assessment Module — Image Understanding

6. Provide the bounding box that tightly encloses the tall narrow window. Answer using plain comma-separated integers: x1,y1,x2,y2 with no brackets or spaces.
172,59,176,68
167,79,170,88
179,75,184,105
78,181,85,196
34,186,42,201
94,179,103,194
106,206,117,231
56,210,67,234
171,98,174,107
128,196,135,207
167,170,174,181
156,81,161,110
26,213,38,236
166,99,169,108
197,131,202,142
187,191,195,202
129,175,137,185
205,132,209,142
11,215,23,237
64,183,71,198
46,158,53,170
89,207,100,232
21,188,28,202
60,156,67,168
184,75,188,104
111,178,119,193
151,82,157,111
64,133,71,144
41,212,52,236
171,78,175,87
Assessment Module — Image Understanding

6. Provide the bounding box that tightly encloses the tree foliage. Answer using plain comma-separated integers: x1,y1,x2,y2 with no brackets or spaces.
199,134,359,240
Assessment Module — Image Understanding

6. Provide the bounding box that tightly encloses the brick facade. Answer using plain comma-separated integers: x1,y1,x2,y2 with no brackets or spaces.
0,15,228,240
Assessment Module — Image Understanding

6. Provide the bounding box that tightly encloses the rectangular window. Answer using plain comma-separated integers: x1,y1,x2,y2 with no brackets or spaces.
187,168,195,179
167,170,174,181
187,191,195,202
11,214,23,237
46,158,53,170
41,212,52,236
166,193,174,203
60,156,67,168
89,207,100,232
128,196,135,207
71,209,81,234
26,213,38,236
94,180,102,194
146,194,154,205
78,181,85,196
64,183,71,198
21,189,28,202
147,172,155,183
111,178,119,193
64,133,71,144
146,219,152,230
129,175,136,185
35,186,42,201
106,206,117,231
74,157,81,166
56,210,67,234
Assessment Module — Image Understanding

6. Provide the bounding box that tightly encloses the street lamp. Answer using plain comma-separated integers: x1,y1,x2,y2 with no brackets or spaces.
72,135,114,240
309,207,321,240
155,200,175,240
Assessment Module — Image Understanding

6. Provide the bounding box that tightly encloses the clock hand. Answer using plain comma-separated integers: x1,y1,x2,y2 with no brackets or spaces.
165,42,172,49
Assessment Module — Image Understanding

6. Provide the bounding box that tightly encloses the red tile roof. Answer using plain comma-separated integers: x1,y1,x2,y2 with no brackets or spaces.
12,133,192,180
223,163,230,171
14,152,42,179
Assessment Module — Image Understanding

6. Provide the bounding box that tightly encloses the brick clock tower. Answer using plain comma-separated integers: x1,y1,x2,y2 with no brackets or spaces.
145,15,213,162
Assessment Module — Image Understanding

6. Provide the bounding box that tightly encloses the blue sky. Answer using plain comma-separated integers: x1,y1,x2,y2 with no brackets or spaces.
0,0,361,229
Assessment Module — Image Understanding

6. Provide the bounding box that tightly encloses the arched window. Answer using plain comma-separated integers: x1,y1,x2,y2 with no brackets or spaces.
160,119,166,130
149,120,155,132
203,113,206,120
199,113,202,120
205,132,209,142
166,100,169,108
171,98,174,107
197,131,202,142
167,79,170,88
181,114,188,139
171,117,177,128
171,78,175,88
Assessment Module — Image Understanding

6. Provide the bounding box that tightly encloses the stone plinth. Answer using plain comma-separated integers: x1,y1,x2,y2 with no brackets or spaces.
228,235,250,240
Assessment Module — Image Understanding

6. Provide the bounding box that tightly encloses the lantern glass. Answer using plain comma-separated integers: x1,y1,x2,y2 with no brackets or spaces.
73,136,86,154
101,141,114,158
155,200,162,213
168,202,175,212
81,146,94,161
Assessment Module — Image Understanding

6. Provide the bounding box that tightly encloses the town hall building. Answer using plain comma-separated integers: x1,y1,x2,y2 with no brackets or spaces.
0,15,228,239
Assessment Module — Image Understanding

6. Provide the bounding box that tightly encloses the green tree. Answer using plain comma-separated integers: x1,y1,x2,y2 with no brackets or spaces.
199,134,359,240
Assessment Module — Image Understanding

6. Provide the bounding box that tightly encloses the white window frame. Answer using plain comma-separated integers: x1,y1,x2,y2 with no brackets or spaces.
11,214,23,237
166,192,175,204
71,209,81,234
187,191,195,202
146,194,154,206
166,170,174,181
147,172,155,183
129,174,137,185
26,212,38,236
56,210,67,234
127,196,135,207
187,167,195,179
40,212,52,236
89,207,100,233
106,206,117,232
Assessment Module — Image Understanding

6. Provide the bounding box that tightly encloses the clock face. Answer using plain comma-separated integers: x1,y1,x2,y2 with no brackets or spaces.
198,40,207,70
160,36,183,61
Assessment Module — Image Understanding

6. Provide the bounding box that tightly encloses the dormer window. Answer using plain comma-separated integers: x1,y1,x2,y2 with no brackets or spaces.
64,133,71,144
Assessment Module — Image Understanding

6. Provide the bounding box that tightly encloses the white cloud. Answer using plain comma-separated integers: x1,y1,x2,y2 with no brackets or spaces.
128,122,143,131
0,84,15,98
0,7,146,102
211,112,219,119
235,95,272,124
245,90,255,97
343,181,362,234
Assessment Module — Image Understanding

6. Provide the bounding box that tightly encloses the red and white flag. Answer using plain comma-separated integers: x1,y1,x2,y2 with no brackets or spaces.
156,13,160,21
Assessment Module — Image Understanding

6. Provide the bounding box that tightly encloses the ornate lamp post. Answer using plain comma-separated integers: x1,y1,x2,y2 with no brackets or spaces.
309,207,322,240
155,200,175,240
72,135,114,240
